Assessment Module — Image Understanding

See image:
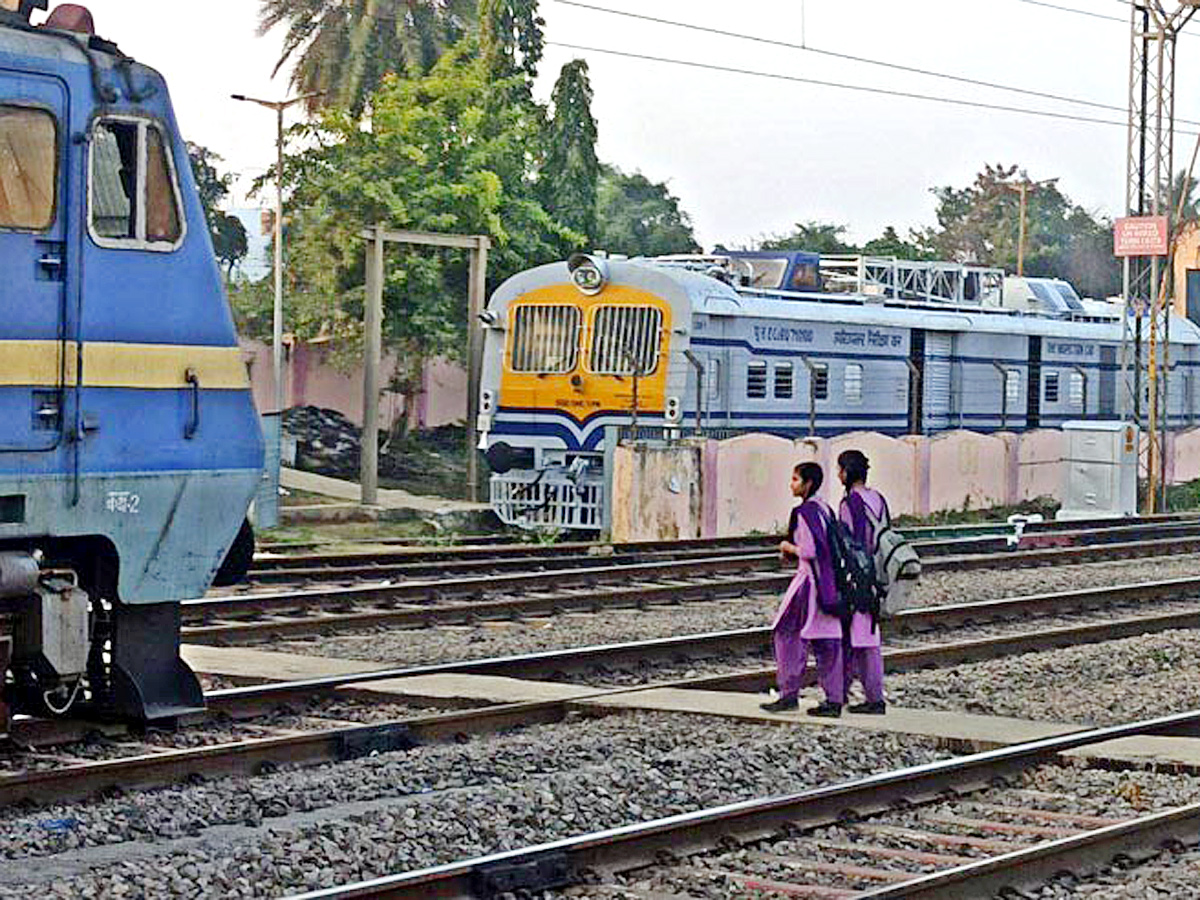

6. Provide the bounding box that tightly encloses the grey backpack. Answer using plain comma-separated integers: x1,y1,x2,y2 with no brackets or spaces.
861,499,921,617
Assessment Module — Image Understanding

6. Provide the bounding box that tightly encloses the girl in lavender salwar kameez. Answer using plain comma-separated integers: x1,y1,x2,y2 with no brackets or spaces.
837,449,888,715
761,462,846,717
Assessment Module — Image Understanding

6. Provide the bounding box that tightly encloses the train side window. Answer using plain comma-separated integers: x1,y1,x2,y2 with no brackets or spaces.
747,361,767,398
1044,372,1059,403
773,362,793,399
1005,369,1021,405
812,363,829,400
845,363,863,404
706,359,722,401
0,105,56,230
1069,371,1085,408
90,118,184,250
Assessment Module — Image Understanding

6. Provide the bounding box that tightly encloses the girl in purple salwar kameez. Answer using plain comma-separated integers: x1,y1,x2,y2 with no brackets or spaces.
761,462,846,717
837,449,888,714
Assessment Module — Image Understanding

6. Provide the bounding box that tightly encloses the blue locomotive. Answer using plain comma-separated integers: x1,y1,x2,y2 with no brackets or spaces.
0,3,263,731
477,250,1200,530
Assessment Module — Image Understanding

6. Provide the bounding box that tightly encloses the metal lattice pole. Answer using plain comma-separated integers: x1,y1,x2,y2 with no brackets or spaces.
1123,2,1198,512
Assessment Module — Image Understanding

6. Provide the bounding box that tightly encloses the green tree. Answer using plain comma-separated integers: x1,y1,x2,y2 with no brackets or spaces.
258,0,476,114
921,163,1119,297
270,44,579,415
759,220,856,254
595,166,699,257
862,225,933,260
479,0,544,80
186,142,248,276
541,59,599,246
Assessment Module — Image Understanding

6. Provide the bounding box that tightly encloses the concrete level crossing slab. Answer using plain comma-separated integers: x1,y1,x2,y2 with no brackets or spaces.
182,644,381,681
572,688,1079,750
1063,736,1200,773
342,674,598,705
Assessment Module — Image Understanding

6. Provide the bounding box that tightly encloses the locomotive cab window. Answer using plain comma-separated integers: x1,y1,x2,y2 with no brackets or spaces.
89,118,184,250
0,105,56,230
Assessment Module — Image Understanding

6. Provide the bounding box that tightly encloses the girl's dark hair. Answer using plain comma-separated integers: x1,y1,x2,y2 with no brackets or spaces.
794,461,823,492
837,449,870,486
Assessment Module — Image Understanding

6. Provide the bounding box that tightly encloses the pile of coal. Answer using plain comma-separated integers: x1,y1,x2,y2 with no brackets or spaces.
283,406,361,476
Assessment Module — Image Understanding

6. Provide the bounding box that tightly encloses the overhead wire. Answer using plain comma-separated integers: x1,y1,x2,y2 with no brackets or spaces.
546,41,1188,134
548,0,1200,128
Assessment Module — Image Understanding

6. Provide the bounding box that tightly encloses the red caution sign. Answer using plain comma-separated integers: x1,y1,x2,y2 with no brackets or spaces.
1114,216,1169,257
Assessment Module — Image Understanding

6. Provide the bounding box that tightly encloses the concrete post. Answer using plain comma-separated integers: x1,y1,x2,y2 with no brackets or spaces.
467,238,491,503
360,225,384,506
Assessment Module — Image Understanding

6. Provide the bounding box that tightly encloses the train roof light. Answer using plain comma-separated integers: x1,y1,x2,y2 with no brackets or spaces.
44,3,92,33
567,253,609,296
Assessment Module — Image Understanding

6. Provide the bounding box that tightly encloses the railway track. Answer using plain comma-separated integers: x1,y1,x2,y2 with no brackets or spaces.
247,514,1200,584
281,709,1200,900
7,579,1200,810
189,535,1200,644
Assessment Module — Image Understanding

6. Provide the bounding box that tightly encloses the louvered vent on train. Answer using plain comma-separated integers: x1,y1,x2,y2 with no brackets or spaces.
589,306,663,375
510,305,581,373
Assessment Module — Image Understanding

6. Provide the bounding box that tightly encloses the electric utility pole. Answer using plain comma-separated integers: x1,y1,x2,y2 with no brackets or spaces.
1122,2,1200,513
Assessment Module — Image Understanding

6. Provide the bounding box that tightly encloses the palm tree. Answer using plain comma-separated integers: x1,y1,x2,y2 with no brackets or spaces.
258,0,477,114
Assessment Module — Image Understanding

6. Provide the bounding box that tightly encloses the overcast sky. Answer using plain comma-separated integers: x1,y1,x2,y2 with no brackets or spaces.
75,0,1200,250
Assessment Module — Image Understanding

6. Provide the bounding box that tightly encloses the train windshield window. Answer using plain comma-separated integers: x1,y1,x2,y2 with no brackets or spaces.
510,305,580,373
747,361,767,398
789,263,820,291
1052,282,1085,312
90,118,184,249
845,363,863,404
774,362,793,399
0,106,56,229
744,259,788,289
145,127,181,242
1044,372,1060,403
589,307,663,375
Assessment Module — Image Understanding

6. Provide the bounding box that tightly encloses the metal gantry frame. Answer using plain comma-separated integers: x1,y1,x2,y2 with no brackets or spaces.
1122,2,1200,512
359,225,491,506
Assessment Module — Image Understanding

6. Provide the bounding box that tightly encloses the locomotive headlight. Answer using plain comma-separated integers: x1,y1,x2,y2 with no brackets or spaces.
567,253,609,295
665,396,682,424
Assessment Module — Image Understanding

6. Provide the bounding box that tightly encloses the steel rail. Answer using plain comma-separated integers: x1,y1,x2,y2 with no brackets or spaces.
7,598,1200,809
255,511,1200,556
246,518,1200,584
279,709,1200,900
858,804,1200,899
194,592,1200,716
185,537,1200,644
251,514,1200,572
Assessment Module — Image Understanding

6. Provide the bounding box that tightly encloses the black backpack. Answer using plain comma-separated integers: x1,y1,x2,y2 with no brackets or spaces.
823,512,884,623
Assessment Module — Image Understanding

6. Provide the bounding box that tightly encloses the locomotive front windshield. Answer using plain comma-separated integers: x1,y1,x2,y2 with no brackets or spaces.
90,118,182,247
0,105,55,229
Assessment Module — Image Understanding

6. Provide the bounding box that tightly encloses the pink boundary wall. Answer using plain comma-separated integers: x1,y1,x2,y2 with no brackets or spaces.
612,427,1200,541
240,339,467,429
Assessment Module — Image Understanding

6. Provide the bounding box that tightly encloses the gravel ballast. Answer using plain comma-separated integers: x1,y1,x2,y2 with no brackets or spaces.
0,712,947,899
889,627,1200,725
560,766,1200,899
265,553,1200,668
